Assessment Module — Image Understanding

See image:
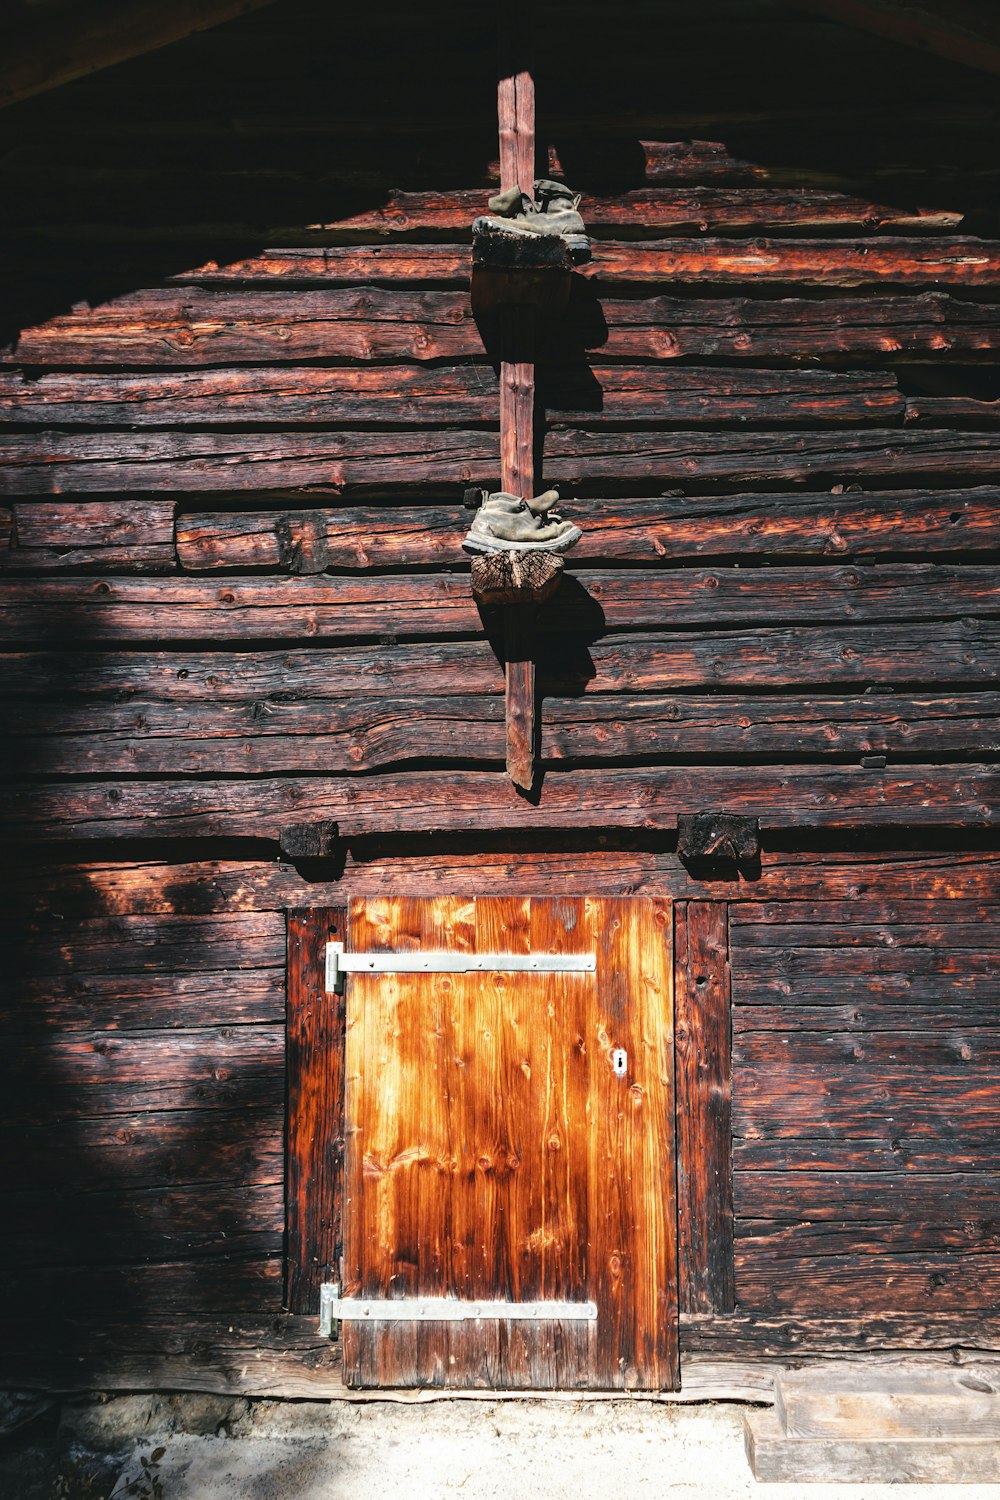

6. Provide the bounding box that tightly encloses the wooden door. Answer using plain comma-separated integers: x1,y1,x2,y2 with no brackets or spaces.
341,895,678,1390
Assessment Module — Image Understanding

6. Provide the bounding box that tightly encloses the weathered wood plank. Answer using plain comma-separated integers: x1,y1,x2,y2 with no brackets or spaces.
0,1260,284,1321
1,1181,283,1269
286,906,345,1316
2,969,284,1032
6,427,1000,494
4,765,1000,842
735,1141,1000,1174
736,1253,1000,1314
9,692,998,775
734,1029,1000,1067
0,565,995,642
6,288,1000,366
675,902,734,1315
735,1171,1000,1222
734,1002,1000,1032
731,898,1000,926
2,499,176,572
681,1311,1000,1356
1,1027,284,1120
176,238,1000,288
7,912,284,976
308,188,961,235
906,396,1000,428
733,1065,1000,1141
0,363,903,428
176,488,999,573
4,1107,283,1192
6,619,997,704
734,919,1000,950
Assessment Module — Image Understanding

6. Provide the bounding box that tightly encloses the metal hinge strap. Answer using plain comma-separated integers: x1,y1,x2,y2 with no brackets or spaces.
325,941,595,994
318,1286,597,1336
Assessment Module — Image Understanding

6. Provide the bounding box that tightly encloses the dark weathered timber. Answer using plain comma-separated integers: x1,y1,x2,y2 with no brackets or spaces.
1,970,284,1032
7,849,999,924
675,902,735,1315
2,565,997,642
735,1172,1000,1222
733,946,1000,985
736,1219,1000,1260
0,0,281,108
287,908,345,1315
734,1029,1000,1067
906,397,1000,428
7,289,1000,366
733,919,1000,950
731,898,1000,926
0,1313,342,1397
309,188,961,235
1,1182,283,1270
733,1066,1000,1141
735,1254,1000,1314
0,364,904,428
0,1260,284,1322
8,912,284,976
2,500,176,572
1,1027,284,1122
4,1108,283,1193
681,1312,1000,1357
177,487,1000,574
11,691,999,776
278,821,339,859
735,1141,1000,1173
6,619,1000,703
7,428,1000,494
176,238,1000,289
785,0,1000,78
5,765,1000,842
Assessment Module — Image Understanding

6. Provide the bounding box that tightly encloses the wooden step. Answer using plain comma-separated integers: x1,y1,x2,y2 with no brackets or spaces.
776,1364,1000,1440
745,1408,1000,1484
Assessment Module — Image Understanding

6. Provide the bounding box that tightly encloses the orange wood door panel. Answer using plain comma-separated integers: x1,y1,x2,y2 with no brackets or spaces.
341,895,678,1390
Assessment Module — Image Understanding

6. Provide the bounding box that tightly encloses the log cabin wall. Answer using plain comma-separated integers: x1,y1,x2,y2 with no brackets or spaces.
1,0,999,1393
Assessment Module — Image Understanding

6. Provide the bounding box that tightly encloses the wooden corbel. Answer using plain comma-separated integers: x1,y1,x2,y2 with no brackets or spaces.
677,813,761,875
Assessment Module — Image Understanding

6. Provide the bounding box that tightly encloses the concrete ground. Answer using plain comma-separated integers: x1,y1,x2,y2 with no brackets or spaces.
5,1394,1000,1499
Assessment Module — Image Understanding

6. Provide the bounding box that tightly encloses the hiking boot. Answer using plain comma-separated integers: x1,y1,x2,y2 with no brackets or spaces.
463,489,583,553
472,178,590,264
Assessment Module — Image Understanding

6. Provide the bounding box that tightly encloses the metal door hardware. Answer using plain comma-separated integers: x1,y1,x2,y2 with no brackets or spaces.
318,1286,597,1337
325,941,596,994
612,1048,628,1077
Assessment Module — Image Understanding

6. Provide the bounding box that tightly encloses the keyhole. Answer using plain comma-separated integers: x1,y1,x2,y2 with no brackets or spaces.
612,1048,628,1077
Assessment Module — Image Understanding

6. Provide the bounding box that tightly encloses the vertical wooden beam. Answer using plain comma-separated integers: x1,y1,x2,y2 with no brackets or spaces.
497,12,537,792
286,905,346,1315
674,901,735,1315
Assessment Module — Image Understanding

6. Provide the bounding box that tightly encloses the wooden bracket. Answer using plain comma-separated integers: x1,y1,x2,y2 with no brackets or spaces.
677,813,761,869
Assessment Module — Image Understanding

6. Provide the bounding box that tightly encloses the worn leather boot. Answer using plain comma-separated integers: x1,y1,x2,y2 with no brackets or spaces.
463,489,583,554
472,178,590,264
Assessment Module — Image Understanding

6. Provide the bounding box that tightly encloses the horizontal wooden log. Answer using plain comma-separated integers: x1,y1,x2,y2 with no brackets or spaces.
735,1254,1000,1314
733,917,1000,948
4,1107,283,1192
735,1001,1000,1031
0,364,903,428
738,1221,1000,1262
0,565,996,642
1,499,176,572
3,765,1000,842
177,488,1000,573
7,911,284,977
731,897,1000,926
5,428,1000,494
733,1065,1000,1141
906,396,1000,428
6,620,997,705
734,1028,1000,1067
177,238,1000,289
733,946,1000,980
0,1312,341,1395
0,1260,284,1321
7,692,999,776
6,288,1000,367
736,1141,1000,1174
3,969,284,1032
1,1181,283,1269
681,1311,1000,1357
736,1172,1000,1222
732,970,1000,1008
1,1026,284,1121
308,188,961,235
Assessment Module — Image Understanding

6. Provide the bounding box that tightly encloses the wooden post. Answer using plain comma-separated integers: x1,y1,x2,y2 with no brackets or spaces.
498,17,537,791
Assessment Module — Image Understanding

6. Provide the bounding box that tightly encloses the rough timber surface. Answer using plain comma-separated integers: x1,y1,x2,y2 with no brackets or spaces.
5,0,1000,1396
